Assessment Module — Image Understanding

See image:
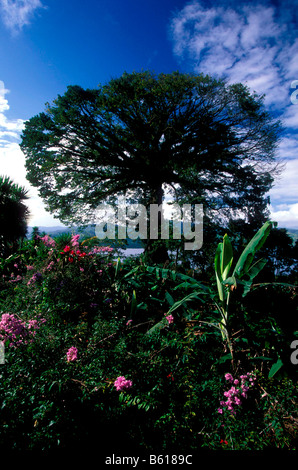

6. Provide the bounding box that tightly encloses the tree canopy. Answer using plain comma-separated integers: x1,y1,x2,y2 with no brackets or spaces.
20,70,282,231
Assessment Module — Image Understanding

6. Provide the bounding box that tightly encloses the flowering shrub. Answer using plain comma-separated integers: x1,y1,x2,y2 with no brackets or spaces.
218,371,257,415
66,346,78,362
114,376,133,391
38,235,56,248
27,271,43,286
0,230,296,453
0,313,46,348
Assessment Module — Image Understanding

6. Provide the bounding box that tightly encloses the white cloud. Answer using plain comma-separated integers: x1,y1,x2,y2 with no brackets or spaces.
276,135,298,160
269,203,298,229
268,159,298,228
0,80,65,227
0,81,10,112
0,0,44,33
282,104,298,128
0,141,65,227
170,2,296,108
269,159,298,203
170,1,298,229
0,81,24,139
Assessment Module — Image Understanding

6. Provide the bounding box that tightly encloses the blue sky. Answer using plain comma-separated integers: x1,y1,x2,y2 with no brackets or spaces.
0,0,298,229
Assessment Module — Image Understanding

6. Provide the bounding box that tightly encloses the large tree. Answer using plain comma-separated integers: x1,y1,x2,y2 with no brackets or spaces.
0,176,29,256
20,71,282,259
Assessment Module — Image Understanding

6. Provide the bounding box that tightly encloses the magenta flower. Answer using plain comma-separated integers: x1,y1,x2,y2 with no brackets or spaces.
219,371,257,415
0,313,45,348
66,346,78,362
71,234,80,247
27,271,42,286
224,373,234,383
114,376,132,391
165,314,174,325
39,235,56,248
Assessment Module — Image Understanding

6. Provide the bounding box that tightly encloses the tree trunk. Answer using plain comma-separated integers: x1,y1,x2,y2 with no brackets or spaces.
143,184,170,265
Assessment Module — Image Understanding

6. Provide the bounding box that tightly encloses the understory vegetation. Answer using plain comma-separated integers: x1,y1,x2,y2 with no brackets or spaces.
0,223,297,454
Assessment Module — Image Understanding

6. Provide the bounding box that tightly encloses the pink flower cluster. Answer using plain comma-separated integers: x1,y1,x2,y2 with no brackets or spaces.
218,371,256,415
165,314,174,325
71,234,80,247
38,235,56,248
8,274,22,283
0,313,46,348
27,271,42,286
66,346,78,362
89,246,114,255
114,376,133,391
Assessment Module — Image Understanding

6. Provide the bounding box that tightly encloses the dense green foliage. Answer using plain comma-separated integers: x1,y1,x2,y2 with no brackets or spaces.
0,224,297,455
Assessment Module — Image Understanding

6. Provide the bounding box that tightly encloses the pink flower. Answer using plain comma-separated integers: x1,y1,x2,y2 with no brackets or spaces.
219,371,257,415
27,272,42,286
0,314,45,348
71,234,80,247
47,261,55,270
165,314,174,325
0,313,26,347
66,346,78,362
114,376,132,391
40,235,56,248
224,373,233,383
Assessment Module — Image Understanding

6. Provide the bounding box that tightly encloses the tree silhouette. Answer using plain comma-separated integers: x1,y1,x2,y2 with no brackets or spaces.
0,176,30,256
20,71,282,262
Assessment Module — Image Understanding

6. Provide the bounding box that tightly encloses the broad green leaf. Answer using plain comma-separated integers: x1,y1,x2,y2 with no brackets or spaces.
233,221,276,278
165,291,175,306
215,234,233,302
217,353,232,364
241,258,268,296
215,243,225,302
246,258,267,281
146,317,167,335
114,257,121,278
130,290,137,315
268,358,283,378
167,290,208,314
221,234,233,280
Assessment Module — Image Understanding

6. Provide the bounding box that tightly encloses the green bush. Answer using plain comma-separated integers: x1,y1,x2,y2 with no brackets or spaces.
0,229,297,454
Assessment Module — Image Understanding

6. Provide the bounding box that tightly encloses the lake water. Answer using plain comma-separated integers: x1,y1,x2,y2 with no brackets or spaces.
117,248,144,257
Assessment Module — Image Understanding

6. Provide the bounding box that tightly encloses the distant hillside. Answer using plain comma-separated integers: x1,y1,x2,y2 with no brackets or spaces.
287,229,298,243
26,225,74,238
26,225,144,248
26,224,298,247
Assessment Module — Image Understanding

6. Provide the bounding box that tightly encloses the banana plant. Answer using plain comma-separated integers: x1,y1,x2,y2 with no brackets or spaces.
214,220,276,355
144,221,276,359
214,232,233,348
